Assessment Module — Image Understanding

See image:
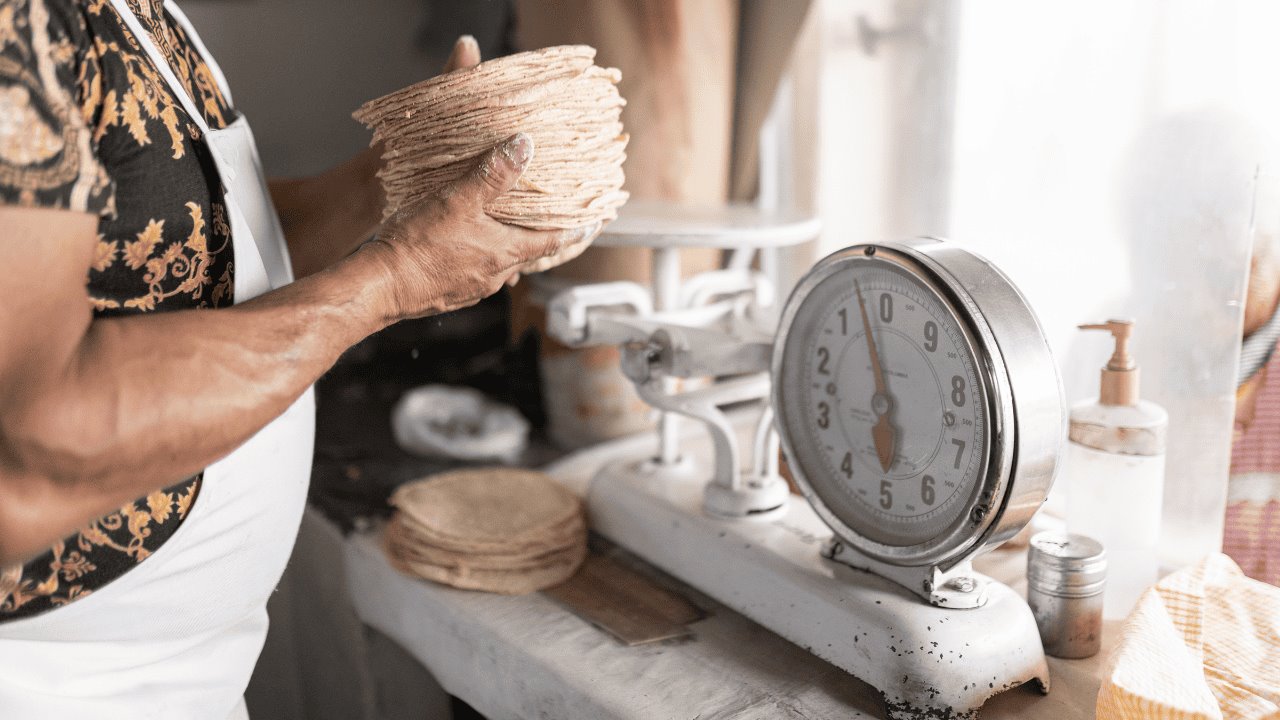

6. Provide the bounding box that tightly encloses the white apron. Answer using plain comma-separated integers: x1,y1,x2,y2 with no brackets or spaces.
0,3,314,718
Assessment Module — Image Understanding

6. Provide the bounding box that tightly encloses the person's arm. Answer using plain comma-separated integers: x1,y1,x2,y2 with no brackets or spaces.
270,36,483,279
0,133,581,566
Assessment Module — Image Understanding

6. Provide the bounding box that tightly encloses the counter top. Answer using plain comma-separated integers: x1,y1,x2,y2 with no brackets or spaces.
343,422,1117,719
345,530,1115,719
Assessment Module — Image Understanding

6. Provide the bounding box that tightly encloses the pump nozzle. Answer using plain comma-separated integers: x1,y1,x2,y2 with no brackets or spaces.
1078,319,1139,406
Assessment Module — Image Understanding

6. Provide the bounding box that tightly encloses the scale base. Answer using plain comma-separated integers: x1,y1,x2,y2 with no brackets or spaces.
587,458,1049,719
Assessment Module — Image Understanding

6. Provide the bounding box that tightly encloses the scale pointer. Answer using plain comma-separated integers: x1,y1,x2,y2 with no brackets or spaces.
854,280,896,472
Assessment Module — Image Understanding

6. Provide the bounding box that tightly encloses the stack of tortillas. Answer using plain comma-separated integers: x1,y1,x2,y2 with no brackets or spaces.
384,468,587,595
354,45,628,231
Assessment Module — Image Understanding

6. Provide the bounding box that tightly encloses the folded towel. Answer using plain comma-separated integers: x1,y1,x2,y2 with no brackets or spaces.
1096,554,1280,719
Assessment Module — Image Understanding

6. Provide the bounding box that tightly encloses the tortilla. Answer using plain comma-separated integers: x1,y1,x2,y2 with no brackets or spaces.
354,44,629,237
384,518,583,572
390,468,582,542
382,467,589,594
386,541,586,595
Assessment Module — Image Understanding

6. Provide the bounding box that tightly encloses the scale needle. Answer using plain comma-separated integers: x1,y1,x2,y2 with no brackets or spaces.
854,280,896,472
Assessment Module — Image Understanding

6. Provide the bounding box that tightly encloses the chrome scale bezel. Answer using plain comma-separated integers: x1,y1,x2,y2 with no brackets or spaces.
773,238,1064,569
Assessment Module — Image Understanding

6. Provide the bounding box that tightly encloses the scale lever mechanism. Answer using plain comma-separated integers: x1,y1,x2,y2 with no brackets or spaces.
620,325,790,519
548,266,790,519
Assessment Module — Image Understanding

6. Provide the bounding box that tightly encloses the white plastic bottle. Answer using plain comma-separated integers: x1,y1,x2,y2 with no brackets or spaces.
1064,320,1167,620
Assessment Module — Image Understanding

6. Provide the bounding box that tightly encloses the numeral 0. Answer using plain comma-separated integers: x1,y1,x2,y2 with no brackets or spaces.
879,293,893,323
924,321,938,352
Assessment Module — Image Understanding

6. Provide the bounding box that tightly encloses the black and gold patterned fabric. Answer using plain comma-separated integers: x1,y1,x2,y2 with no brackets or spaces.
0,0,239,621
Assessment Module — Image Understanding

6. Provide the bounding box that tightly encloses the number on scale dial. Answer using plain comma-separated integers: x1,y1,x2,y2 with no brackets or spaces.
782,257,989,548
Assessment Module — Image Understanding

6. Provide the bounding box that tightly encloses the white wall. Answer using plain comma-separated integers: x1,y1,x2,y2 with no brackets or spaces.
806,0,959,253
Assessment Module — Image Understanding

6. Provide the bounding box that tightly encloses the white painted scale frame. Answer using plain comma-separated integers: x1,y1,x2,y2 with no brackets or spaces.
544,203,1065,719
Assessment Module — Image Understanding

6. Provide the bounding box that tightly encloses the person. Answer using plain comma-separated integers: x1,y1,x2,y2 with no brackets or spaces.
1226,208,1280,587
0,0,594,716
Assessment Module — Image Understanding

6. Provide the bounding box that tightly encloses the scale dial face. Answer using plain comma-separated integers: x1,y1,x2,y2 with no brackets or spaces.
775,247,1001,561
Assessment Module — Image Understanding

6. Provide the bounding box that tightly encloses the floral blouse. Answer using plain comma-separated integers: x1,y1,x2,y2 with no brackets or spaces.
0,0,238,621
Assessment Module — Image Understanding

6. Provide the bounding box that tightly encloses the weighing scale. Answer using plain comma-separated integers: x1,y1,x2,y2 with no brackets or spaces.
544,201,1064,719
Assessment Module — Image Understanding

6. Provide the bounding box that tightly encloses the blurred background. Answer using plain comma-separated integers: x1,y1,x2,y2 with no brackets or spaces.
177,0,1277,716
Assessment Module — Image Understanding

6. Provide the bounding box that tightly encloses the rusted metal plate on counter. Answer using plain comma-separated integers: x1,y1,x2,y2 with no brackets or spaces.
544,552,706,646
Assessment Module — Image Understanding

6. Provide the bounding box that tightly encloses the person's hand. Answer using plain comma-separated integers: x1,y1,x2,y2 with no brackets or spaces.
518,230,595,275
443,34,481,73
436,35,598,283
361,133,599,320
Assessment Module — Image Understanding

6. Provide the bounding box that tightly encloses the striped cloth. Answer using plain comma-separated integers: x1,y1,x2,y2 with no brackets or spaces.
1228,337,1280,587
1096,554,1280,719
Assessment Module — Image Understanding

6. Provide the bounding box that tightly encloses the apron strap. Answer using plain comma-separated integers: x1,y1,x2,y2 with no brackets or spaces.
107,0,294,295
107,0,212,139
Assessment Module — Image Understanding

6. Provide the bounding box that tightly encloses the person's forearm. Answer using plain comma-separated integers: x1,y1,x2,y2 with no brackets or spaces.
0,249,391,564
270,145,385,279
0,130,567,565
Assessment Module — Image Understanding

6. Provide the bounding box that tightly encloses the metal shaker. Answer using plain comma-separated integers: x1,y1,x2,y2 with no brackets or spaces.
1027,532,1107,659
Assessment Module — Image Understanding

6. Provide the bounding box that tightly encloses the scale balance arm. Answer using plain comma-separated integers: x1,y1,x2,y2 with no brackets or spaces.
544,265,790,518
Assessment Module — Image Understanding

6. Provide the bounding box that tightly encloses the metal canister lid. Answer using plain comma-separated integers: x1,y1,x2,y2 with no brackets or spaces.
1027,532,1107,598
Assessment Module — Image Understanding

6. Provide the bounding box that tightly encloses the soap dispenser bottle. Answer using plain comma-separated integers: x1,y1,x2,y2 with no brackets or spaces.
1064,320,1167,620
